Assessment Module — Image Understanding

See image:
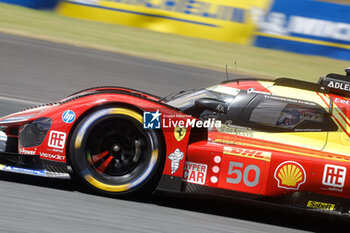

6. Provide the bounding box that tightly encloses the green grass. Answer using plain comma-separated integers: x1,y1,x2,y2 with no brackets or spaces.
0,3,349,82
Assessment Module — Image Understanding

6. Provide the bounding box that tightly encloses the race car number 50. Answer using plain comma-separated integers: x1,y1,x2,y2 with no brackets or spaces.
226,161,260,187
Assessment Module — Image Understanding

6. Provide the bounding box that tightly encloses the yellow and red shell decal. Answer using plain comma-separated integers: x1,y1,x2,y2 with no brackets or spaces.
274,161,306,190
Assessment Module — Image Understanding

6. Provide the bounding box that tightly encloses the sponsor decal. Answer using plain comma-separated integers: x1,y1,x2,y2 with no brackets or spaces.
48,131,66,149
163,117,220,128
0,165,46,176
294,129,322,132
226,161,261,187
182,162,207,185
143,109,221,129
327,81,350,91
322,164,346,188
49,148,64,153
143,110,161,129
220,123,254,137
62,110,76,123
168,148,184,174
224,147,271,161
19,147,36,155
72,0,247,23
39,152,65,161
274,161,306,190
307,201,335,211
174,126,186,142
252,8,350,43
334,97,350,105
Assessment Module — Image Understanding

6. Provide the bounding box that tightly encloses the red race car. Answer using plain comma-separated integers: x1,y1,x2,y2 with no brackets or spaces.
1,69,350,215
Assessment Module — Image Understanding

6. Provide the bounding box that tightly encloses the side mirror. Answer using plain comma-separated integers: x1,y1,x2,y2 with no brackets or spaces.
195,98,228,114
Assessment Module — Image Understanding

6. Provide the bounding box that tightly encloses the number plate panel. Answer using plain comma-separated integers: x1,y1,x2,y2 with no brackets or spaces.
218,154,267,194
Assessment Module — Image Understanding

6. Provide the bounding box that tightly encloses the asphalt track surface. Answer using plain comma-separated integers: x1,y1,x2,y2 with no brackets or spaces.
0,32,349,233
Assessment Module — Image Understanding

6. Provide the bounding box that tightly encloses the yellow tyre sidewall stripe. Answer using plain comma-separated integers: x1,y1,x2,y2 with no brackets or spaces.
74,107,154,193
85,174,130,192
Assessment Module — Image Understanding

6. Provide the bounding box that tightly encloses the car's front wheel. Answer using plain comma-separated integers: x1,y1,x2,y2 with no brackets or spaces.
69,107,163,196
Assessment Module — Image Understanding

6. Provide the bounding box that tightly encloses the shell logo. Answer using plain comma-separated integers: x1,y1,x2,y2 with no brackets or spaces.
274,161,306,190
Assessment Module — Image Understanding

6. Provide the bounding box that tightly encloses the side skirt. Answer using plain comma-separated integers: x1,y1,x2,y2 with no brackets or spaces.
0,152,70,179
156,175,350,216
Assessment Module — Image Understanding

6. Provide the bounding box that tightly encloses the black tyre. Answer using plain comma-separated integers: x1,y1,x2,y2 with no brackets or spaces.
69,107,163,196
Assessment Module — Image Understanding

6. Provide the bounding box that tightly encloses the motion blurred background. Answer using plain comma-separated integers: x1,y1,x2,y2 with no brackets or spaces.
1,1,350,232
1,0,350,82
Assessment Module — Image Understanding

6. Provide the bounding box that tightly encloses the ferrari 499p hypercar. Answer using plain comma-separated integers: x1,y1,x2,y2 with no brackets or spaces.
2,69,350,215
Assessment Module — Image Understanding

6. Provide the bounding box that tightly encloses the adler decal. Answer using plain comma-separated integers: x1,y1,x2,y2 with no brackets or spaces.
327,81,350,91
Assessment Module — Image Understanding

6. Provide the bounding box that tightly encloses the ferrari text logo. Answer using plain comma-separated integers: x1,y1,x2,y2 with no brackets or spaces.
174,127,186,141
48,131,66,149
274,161,306,190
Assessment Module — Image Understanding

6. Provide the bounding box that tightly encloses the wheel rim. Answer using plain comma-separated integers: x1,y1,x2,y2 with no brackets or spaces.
86,117,149,179
73,108,160,193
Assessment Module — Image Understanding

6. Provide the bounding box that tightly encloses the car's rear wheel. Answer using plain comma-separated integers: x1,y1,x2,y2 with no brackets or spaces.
69,107,163,196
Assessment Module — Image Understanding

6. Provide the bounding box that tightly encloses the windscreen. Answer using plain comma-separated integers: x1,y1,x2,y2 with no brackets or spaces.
166,86,239,111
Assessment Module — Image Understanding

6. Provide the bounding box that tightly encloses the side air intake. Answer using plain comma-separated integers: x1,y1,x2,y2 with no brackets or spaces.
19,117,52,148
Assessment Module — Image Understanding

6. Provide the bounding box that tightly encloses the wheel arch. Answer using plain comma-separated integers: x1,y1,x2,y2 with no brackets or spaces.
65,102,166,168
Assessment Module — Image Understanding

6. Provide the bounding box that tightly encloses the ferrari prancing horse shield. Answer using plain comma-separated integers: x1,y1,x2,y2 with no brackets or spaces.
174,127,187,141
